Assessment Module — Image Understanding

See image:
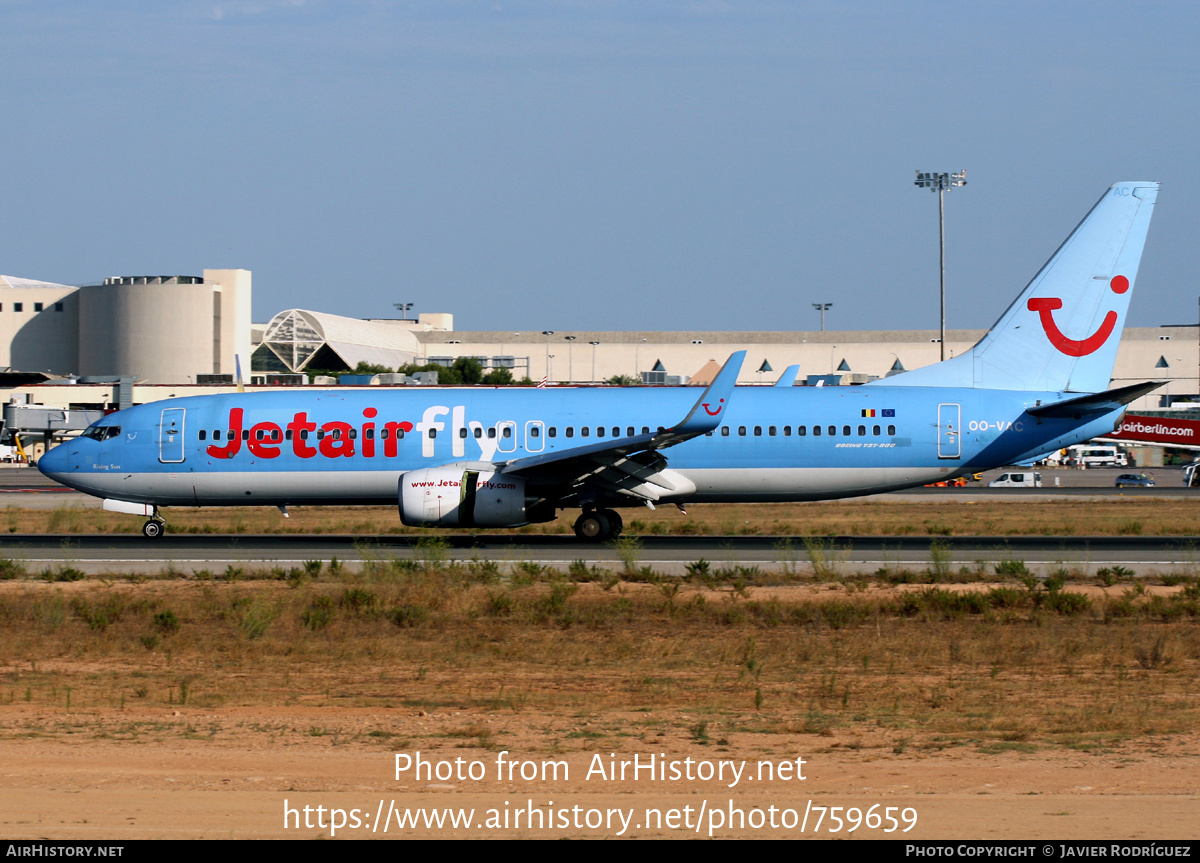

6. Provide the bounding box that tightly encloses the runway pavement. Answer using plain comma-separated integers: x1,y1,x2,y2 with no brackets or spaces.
3,532,1198,577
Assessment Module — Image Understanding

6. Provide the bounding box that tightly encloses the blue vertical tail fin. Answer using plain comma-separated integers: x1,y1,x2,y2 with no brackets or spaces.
872,181,1158,392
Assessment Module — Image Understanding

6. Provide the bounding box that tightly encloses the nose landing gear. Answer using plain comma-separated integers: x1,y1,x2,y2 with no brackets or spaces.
142,515,166,538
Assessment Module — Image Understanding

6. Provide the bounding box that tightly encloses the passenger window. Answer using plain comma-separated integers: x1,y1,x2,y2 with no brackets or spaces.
502,426,512,438
428,429,437,439
316,430,325,440
828,426,835,436
349,429,357,439
240,430,248,440
754,426,762,436
366,429,374,440
286,430,293,440
769,426,777,436
474,427,482,438
300,430,309,440
596,427,605,438
783,426,790,436
842,425,851,436
813,426,821,436
738,426,747,436
397,429,405,439
642,427,650,435
857,425,866,436
721,426,730,436
581,427,590,438
548,427,556,438
566,427,574,438
797,425,806,436
530,426,540,438
626,427,634,437
488,428,497,439
379,429,388,440
873,425,880,436
255,429,265,440
199,430,207,441
888,425,896,436
459,428,468,438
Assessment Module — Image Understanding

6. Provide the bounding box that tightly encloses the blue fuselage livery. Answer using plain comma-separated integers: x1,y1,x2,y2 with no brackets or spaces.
38,182,1161,539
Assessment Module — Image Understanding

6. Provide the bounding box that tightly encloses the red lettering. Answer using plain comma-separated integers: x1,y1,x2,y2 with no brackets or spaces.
205,408,243,459
247,422,283,459
287,412,317,458
362,408,377,458
382,421,414,458
319,421,355,458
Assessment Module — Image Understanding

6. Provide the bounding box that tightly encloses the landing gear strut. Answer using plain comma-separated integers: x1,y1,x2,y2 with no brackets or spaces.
573,509,623,541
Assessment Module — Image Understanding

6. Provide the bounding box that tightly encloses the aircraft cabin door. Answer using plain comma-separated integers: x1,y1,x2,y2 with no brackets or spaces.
159,408,186,464
937,403,961,459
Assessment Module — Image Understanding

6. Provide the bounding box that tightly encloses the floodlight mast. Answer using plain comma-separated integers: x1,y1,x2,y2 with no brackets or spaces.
812,303,832,332
914,170,967,361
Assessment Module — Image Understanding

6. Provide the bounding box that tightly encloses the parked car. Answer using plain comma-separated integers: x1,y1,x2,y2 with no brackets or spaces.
1114,473,1155,488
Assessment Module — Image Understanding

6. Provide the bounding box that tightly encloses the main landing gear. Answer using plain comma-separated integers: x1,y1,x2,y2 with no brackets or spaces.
142,515,166,539
573,508,624,541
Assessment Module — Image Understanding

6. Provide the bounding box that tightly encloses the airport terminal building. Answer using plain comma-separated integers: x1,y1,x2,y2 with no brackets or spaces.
1,267,1197,459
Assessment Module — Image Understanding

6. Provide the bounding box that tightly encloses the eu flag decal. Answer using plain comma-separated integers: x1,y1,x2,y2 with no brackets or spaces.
882,409,896,417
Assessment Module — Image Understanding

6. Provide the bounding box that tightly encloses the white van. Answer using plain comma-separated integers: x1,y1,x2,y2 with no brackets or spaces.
987,471,1043,488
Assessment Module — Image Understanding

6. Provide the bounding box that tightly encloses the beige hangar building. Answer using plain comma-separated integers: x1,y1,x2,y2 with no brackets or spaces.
0,265,1195,422
0,269,251,384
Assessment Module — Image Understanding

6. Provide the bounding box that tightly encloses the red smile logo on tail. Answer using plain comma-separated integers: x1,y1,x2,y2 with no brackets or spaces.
1027,275,1129,357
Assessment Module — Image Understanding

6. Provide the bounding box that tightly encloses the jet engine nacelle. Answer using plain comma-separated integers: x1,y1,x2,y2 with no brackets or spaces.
399,466,530,528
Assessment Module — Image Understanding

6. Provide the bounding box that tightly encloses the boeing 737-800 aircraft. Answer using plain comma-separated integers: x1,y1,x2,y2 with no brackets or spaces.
39,182,1160,540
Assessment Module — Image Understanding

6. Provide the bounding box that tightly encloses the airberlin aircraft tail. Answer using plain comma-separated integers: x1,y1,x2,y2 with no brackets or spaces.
872,181,1159,393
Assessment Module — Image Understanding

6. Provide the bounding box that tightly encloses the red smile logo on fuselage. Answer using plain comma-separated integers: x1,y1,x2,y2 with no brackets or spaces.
1027,275,1128,357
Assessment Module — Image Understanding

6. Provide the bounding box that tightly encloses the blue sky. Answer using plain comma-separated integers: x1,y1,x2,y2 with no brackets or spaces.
2,1,1197,332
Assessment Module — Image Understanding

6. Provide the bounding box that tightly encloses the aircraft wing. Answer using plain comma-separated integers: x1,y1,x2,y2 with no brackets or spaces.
498,351,745,501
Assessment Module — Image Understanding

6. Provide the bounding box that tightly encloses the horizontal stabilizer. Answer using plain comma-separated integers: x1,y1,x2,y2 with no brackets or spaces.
1026,381,1165,419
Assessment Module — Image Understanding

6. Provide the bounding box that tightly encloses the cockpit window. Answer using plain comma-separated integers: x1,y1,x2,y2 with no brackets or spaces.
81,425,121,441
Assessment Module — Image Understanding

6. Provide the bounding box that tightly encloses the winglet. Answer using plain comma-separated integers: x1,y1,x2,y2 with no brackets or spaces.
773,364,801,388
667,350,745,439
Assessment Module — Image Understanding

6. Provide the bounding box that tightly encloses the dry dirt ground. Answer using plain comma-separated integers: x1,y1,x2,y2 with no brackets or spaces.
2,703,1197,839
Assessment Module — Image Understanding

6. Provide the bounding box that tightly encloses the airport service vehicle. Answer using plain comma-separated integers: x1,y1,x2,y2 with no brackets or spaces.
1066,444,1127,467
1114,473,1155,488
987,472,1043,489
38,182,1161,540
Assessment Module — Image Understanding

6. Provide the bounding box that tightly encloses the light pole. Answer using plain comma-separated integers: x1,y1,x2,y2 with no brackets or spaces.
589,341,599,383
812,303,832,332
541,331,554,381
564,336,576,384
394,302,413,321
914,170,967,361
635,338,647,379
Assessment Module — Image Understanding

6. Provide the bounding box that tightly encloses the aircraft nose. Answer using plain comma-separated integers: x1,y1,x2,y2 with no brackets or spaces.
37,442,75,481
